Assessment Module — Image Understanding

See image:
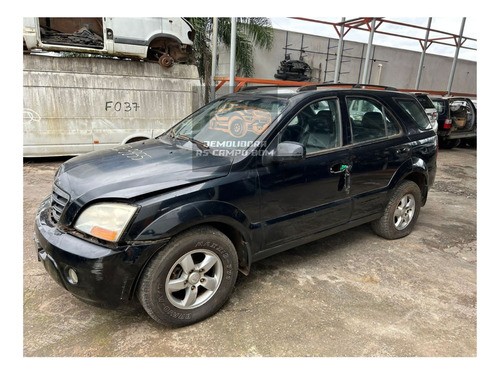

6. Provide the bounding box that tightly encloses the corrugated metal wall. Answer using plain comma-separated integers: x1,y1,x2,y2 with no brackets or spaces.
23,55,202,157
217,28,477,96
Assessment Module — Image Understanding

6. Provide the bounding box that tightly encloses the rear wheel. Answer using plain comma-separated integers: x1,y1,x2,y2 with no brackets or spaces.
439,138,461,149
138,226,238,326
371,180,422,240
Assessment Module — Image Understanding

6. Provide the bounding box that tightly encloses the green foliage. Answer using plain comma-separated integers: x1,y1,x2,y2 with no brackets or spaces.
187,17,274,102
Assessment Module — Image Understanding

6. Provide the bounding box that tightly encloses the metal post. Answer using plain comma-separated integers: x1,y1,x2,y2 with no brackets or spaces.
210,17,219,101
324,38,331,82
361,18,376,84
334,17,346,83
284,31,289,59
447,17,466,94
415,17,432,90
375,64,383,85
229,17,237,93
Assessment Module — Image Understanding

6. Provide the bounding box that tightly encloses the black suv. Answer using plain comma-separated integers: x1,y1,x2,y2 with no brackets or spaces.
430,96,477,148
34,84,437,326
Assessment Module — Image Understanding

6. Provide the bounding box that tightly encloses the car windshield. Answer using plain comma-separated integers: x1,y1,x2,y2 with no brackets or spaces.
160,94,288,153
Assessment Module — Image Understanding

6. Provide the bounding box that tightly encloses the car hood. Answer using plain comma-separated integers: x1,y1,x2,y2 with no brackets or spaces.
55,139,232,203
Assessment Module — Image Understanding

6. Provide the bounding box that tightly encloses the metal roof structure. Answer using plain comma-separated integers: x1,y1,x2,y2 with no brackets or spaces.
291,17,476,52
289,17,476,93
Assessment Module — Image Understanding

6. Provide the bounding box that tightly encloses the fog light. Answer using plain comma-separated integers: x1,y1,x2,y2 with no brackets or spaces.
67,268,79,285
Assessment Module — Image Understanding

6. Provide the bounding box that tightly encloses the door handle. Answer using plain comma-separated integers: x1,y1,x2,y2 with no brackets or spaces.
396,146,411,155
330,163,351,174
330,163,351,193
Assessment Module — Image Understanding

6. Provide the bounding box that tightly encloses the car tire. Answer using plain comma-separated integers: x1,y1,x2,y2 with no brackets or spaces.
371,180,422,240
138,226,238,326
439,138,461,149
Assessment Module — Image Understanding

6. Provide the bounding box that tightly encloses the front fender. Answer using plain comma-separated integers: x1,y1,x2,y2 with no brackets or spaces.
135,200,254,244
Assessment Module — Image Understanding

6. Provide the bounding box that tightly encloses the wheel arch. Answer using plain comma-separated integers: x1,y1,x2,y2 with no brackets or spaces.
130,220,251,301
388,159,430,206
147,33,183,48
134,200,255,276
403,171,428,204
122,133,151,144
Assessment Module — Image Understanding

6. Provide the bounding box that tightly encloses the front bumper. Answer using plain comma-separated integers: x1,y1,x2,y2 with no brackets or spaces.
34,197,165,306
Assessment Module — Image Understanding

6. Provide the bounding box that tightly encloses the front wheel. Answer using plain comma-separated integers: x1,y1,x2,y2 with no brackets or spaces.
138,226,238,326
371,180,422,240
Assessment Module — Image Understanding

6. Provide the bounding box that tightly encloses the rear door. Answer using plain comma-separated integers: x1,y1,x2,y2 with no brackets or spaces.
344,95,410,221
448,98,477,134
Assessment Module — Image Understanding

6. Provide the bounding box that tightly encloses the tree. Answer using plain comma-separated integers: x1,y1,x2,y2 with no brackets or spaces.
188,18,274,103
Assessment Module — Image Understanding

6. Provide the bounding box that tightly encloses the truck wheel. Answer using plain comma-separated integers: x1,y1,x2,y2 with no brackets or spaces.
138,226,238,326
371,180,422,240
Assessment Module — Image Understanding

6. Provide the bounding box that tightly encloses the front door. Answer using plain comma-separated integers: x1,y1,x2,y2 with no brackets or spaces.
257,98,352,251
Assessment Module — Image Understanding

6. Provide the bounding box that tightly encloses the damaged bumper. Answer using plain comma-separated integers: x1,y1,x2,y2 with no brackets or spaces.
34,197,164,306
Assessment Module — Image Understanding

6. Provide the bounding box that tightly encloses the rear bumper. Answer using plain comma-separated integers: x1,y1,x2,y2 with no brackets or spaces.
438,129,476,140
34,197,165,306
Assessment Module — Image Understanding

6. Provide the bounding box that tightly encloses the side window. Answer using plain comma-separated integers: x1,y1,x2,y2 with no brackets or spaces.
347,97,399,143
397,98,431,130
279,99,341,154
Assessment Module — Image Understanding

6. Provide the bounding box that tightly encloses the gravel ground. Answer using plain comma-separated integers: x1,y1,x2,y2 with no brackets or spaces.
20,147,486,370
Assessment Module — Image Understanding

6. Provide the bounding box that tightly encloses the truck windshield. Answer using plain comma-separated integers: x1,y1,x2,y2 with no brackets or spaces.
160,94,288,153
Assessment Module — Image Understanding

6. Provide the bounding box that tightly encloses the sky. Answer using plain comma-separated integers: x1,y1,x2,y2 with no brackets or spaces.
270,17,477,61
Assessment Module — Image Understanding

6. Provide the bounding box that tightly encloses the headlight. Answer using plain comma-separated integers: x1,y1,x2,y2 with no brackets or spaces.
74,202,138,242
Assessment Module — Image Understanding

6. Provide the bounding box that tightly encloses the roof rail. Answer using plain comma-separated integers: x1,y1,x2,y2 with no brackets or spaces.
297,83,398,92
214,76,311,93
239,85,301,92
213,77,477,98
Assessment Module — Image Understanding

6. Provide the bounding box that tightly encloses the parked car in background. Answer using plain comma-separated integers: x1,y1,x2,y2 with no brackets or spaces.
23,17,195,67
430,96,477,149
411,93,438,132
34,84,437,326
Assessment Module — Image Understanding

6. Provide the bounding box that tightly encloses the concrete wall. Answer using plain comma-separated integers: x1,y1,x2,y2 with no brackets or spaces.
216,28,477,95
23,54,202,157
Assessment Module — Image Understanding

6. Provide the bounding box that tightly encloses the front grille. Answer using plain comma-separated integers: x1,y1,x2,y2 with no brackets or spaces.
50,185,70,223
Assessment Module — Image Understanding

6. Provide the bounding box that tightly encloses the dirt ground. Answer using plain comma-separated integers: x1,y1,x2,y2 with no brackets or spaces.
23,147,477,360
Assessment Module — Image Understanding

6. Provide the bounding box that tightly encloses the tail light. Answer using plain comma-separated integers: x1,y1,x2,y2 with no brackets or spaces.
443,118,453,129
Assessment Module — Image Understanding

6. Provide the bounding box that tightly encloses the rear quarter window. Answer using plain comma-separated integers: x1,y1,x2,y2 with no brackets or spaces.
415,95,435,109
396,98,432,131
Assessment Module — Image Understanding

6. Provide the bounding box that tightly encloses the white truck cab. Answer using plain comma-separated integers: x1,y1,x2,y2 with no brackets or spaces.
23,17,194,67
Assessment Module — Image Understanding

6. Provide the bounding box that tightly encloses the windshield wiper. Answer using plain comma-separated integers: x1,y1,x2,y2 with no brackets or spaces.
168,131,210,151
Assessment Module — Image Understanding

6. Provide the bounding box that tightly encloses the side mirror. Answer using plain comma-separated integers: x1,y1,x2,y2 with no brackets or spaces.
264,141,305,164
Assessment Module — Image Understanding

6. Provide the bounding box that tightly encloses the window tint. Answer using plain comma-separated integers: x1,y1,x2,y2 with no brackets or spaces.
397,98,431,130
347,97,399,143
280,99,341,154
415,94,435,109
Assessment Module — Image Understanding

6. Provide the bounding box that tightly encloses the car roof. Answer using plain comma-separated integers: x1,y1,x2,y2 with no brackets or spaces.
233,84,410,101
